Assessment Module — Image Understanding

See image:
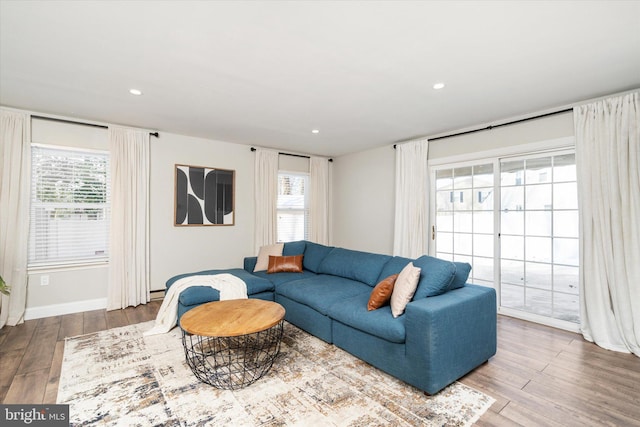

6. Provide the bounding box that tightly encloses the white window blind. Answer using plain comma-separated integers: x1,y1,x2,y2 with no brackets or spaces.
29,145,110,266
277,172,309,242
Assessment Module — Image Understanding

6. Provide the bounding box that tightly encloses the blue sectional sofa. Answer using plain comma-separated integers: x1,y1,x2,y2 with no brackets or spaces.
166,240,497,395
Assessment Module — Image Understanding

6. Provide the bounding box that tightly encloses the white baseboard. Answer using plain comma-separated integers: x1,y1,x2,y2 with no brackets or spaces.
24,298,108,320
498,307,581,333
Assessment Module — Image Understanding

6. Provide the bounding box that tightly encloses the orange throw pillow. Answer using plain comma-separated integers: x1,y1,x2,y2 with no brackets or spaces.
267,255,304,273
367,274,399,311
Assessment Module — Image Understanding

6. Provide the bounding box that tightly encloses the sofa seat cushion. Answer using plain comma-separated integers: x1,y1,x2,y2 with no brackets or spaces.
327,293,406,344
166,268,274,306
276,275,371,315
318,248,392,286
252,270,317,286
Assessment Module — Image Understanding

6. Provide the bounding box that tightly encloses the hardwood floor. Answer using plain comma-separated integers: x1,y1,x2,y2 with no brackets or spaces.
1,303,639,426
0,301,162,406
462,316,640,426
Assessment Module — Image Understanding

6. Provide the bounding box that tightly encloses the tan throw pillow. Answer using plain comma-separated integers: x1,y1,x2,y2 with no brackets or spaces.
254,243,284,272
367,274,398,311
268,255,304,273
390,262,421,318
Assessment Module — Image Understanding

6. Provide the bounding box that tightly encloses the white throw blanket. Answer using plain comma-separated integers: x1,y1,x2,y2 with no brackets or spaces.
144,273,248,336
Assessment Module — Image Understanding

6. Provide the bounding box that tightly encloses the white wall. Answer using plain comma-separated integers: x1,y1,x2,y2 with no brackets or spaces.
331,111,575,256
27,118,110,317
22,111,335,317
428,111,574,160
279,154,309,173
23,114,259,318
149,132,255,291
331,144,395,255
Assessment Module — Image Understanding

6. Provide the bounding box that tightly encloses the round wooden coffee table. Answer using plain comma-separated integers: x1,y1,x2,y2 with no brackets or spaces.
180,299,285,389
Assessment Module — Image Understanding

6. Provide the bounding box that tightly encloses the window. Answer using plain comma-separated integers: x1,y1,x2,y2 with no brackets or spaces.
432,148,580,330
277,172,308,242
29,145,110,266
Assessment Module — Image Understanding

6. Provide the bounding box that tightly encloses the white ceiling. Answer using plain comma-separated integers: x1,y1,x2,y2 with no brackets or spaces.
1,1,639,157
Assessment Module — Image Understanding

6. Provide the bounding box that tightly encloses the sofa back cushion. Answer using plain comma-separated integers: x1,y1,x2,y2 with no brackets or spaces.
283,240,306,256
317,247,392,286
412,255,457,299
448,262,471,291
302,241,334,273
376,256,413,282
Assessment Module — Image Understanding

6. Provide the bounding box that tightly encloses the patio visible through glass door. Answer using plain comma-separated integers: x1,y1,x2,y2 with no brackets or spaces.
499,152,579,324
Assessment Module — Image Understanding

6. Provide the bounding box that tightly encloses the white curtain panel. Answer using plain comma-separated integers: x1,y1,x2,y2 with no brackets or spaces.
254,148,279,253
107,127,150,310
0,110,30,327
309,156,329,245
393,139,429,258
575,92,640,356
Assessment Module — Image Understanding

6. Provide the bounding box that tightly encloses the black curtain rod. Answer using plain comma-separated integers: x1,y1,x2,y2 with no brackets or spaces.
250,147,333,162
32,115,159,137
393,107,573,148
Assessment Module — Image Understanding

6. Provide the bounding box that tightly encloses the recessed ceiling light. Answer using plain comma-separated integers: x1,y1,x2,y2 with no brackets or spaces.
311,129,320,134
129,89,143,96
433,82,445,90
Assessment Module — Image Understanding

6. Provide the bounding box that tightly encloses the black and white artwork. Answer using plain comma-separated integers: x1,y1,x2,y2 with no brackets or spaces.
174,165,234,226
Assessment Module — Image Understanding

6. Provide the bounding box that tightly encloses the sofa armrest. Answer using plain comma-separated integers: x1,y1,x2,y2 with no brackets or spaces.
244,256,257,272
404,284,497,394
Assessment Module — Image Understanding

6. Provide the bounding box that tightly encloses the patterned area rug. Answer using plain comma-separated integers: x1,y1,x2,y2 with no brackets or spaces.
58,321,494,426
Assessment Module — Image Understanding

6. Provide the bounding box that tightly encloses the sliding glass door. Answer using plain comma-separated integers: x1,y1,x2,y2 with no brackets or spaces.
499,152,579,324
432,149,580,330
434,163,495,287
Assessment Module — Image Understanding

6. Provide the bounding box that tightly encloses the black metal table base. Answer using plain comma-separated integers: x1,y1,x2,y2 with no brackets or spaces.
182,321,284,389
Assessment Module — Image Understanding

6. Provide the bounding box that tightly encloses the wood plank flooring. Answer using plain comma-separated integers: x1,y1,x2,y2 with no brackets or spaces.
1,303,639,426
0,301,161,405
463,316,640,426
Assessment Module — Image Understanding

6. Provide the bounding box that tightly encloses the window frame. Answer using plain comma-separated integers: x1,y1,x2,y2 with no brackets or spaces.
28,143,111,269
276,170,310,243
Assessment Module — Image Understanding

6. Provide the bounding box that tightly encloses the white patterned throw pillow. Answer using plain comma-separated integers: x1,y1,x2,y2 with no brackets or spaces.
254,243,284,272
390,262,421,318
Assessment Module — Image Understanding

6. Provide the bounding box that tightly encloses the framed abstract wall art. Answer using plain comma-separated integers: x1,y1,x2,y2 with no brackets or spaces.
174,164,235,226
